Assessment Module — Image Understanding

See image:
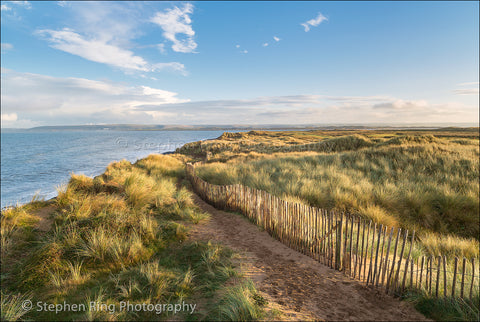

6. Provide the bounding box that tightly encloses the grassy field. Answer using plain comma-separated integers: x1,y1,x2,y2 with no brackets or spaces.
179,129,479,260
1,155,270,321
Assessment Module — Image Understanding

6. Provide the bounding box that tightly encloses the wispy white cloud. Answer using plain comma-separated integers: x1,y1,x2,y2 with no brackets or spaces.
453,82,479,95
36,28,150,72
235,44,240,48
372,99,429,110
150,3,197,53
273,36,281,42
63,2,144,47
242,50,248,54
153,62,187,76
10,1,31,9
453,89,479,95
301,12,328,32
1,43,13,51
458,82,479,86
1,1,31,22
1,113,18,122
157,43,166,54
35,28,186,74
262,43,269,47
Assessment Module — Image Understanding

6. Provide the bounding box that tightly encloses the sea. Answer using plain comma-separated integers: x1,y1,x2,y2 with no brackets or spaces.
1,130,227,208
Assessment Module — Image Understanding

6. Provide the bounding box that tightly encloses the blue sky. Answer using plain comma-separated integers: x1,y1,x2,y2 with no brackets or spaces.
1,1,478,127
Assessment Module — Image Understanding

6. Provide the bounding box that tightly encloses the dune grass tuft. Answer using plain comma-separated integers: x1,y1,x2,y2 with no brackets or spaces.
1,154,266,321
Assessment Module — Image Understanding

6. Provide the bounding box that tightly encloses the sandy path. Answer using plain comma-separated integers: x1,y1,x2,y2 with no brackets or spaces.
189,193,429,321
33,204,56,232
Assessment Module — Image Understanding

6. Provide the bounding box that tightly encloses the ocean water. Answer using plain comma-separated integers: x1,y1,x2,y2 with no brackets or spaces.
1,130,225,208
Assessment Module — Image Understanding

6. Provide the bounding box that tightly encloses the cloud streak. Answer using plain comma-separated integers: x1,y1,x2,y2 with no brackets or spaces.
301,12,328,32
36,28,186,74
453,82,479,95
1,43,13,51
36,28,150,71
150,3,197,53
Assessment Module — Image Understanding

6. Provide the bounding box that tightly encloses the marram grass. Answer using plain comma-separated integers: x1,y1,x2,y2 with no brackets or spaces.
1,154,267,321
192,131,479,259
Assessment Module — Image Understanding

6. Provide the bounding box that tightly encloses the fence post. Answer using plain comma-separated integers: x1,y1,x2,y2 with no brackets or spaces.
381,227,393,287
343,213,349,274
349,216,354,276
367,223,377,285
372,225,383,286
452,257,458,297
470,258,475,301
401,230,415,293
391,229,407,295
443,255,447,299
335,215,343,270
435,256,441,298
460,257,466,299
353,218,361,279
363,221,372,282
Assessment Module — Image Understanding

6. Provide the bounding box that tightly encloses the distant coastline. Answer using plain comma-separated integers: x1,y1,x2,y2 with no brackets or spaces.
2,123,479,132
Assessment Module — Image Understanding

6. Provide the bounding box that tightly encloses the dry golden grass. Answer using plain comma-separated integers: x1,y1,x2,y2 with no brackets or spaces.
188,130,479,259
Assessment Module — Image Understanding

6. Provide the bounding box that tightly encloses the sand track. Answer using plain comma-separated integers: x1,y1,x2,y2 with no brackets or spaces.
189,193,429,321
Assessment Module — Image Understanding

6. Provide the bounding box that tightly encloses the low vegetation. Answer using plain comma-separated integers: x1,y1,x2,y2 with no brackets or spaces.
185,129,479,260
1,155,268,321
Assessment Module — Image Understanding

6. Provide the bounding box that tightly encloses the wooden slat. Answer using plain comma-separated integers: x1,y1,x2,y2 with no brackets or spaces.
353,218,361,279
343,213,349,273
428,256,433,294
372,224,383,286
386,228,402,292
367,223,377,285
401,230,415,292
460,257,466,298
322,209,326,264
363,221,372,282
419,256,425,291
376,226,387,287
469,258,475,301
410,259,414,289
329,211,333,268
335,214,343,270
435,256,441,297
358,219,366,280
426,256,430,294
443,255,447,299
391,229,408,295
349,216,354,276
381,227,393,287
452,257,458,297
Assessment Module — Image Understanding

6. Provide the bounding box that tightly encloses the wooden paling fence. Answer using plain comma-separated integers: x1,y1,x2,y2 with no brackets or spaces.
186,163,479,300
